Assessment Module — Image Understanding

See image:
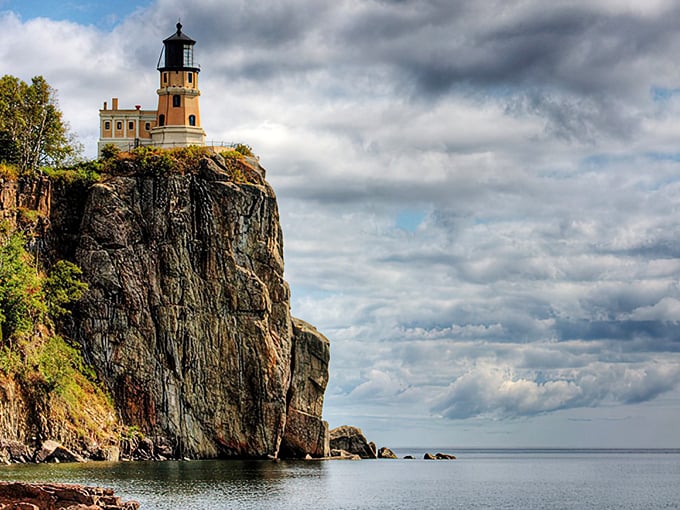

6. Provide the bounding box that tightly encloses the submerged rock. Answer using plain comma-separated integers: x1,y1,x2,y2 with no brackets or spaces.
329,426,377,459
0,482,139,509
424,452,456,460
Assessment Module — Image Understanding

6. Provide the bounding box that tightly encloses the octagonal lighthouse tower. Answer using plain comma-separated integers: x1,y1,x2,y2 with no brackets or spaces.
150,23,206,148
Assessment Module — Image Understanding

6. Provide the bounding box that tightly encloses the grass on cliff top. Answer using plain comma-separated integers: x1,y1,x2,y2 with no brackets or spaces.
100,144,263,183
2,143,261,187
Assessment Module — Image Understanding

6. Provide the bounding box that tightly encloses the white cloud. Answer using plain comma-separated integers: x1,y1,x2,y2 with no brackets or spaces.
627,297,680,321
433,362,680,419
4,0,680,446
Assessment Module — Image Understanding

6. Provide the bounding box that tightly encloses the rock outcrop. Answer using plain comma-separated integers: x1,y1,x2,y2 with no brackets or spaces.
0,152,331,461
72,155,328,459
0,440,32,464
34,440,84,464
0,482,139,509
377,446,397,459
279,318,331,458
423,452,456,460
329,449,361,460
329,426,377,459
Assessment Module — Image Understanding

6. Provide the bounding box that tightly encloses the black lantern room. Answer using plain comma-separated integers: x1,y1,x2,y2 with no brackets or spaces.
158,22,200,72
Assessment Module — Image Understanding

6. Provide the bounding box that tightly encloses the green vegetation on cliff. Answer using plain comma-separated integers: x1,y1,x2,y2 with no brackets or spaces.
0,225,118,448
100,144,264,183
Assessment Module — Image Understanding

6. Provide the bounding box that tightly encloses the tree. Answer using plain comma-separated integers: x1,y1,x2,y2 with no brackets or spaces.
0,75,79,172
0,231,45,341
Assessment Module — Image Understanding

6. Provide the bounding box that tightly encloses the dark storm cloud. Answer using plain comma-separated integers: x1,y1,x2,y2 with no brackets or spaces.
152,0,680,97
555,319,680,347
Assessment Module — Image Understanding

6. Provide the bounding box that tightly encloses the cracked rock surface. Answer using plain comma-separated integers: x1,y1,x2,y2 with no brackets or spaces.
73,156,329,459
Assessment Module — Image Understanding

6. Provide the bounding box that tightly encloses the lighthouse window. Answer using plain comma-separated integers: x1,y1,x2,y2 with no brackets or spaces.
116,121,122,130
173,95,181,107
159,114,165,127
183,44,193,67
189,115,196,126
145,122,151,131
188,72,193,84
163,73,168,84
129,121,134,130
104,121,110,130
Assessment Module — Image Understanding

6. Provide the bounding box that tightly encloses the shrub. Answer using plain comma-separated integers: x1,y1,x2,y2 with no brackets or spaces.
0,232,45,341
99,143,120,161
234,143,254,157
44,260,88,318
0,162,18,180
43,160,102,186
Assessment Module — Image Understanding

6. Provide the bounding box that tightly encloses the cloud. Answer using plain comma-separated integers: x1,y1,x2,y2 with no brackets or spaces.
4,0,680,444
433,362,680,419
627,297,680,321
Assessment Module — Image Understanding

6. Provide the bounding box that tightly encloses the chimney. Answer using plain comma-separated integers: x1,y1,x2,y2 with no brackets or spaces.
112,98,119,110
103,101,108,110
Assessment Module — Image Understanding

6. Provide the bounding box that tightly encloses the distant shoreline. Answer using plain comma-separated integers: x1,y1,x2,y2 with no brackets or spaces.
391,447,680,455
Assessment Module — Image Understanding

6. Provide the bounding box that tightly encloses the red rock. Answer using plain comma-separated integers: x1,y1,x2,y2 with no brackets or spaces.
0,482,139,510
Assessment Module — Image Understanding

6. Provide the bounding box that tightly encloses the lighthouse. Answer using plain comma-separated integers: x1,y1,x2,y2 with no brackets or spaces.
97,23,206,155
150,22,206,147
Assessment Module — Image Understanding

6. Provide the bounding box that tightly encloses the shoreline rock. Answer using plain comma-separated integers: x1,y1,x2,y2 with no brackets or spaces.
377,447,398,459
0,482,139,509
424,452,457,460
329,449,361,460
329,426,377,459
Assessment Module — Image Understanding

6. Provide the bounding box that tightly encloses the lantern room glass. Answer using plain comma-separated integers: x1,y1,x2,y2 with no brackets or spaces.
183,45,193,67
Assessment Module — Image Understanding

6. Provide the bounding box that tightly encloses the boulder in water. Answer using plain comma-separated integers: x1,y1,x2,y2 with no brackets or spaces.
378,447,398,459
329,426,377,459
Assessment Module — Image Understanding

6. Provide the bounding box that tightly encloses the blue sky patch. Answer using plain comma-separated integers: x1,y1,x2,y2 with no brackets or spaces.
651,86,680,102
1,0,152,27
395,210,426,232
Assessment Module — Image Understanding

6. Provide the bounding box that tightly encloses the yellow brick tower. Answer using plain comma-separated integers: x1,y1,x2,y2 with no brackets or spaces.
150,22,206,148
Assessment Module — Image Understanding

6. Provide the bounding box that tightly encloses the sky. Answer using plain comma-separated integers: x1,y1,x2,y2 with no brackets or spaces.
1,0,680,448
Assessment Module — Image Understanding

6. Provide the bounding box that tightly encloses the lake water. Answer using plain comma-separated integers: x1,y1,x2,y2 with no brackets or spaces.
1,449,679,509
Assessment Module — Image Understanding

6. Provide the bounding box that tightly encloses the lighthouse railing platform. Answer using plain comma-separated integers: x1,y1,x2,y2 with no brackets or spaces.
125,139,239,153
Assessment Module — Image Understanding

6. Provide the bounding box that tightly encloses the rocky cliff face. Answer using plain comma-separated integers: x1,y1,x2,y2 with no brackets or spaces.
280,318,330,458
0,152,330,460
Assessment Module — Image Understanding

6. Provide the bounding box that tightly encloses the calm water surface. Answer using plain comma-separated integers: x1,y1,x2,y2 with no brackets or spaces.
1,449,679,509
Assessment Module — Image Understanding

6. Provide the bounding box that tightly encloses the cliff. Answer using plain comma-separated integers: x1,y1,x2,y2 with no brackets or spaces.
0,149,330,460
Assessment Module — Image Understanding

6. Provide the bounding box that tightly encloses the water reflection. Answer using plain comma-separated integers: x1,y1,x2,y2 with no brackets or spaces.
2,453,678,510
1,459,329,509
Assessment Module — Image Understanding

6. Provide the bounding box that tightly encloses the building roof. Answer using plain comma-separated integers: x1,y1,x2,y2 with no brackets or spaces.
163,22,195,45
